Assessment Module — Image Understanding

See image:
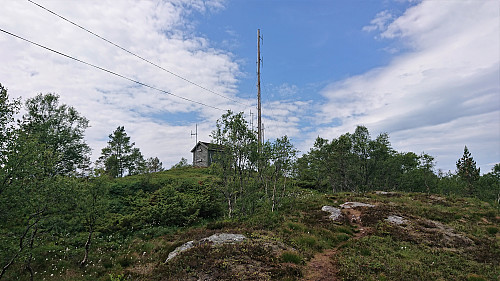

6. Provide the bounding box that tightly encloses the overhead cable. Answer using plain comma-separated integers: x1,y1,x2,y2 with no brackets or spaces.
0,28,225,111
27,0,251,108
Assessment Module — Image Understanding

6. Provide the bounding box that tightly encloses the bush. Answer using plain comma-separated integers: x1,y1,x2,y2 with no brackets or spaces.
486,226,498,236
136,180,222,227
281,251,302,264
294,235,318,251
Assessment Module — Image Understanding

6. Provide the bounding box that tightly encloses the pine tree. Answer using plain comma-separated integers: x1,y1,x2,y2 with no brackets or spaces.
98,126,144,177
456,146,480,196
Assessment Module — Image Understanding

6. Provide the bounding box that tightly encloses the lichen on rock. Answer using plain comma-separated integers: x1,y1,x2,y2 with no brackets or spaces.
321,205,343,221
165,233,247,263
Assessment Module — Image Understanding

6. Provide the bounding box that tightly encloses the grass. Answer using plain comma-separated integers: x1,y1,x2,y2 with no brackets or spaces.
338,235,498,281
281,251,302,264
2,168,499,280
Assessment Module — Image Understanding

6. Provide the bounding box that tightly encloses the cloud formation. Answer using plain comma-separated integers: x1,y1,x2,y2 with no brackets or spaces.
0,0,497,173
316,0,499,172
0,0,247,167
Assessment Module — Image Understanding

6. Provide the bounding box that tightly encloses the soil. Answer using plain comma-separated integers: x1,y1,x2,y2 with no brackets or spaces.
302,249,338,281
302,208,374,281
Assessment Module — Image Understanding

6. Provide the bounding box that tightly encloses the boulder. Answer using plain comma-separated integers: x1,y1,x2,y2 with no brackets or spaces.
321,206,343,221
386,215,407,225
165,233,246,263
202,233,246,245
340,202,375,209
165,240,195,262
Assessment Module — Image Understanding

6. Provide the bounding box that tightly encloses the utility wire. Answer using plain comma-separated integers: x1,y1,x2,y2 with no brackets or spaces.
27,0,251,108
0,28,225,111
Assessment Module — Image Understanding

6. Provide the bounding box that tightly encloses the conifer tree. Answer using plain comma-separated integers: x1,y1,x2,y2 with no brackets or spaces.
456,145,480,196
98,126,144,177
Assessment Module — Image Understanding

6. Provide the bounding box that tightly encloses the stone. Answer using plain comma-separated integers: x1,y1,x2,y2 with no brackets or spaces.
165,240,195,262
165,233,246,263
340,202,375,209
375,191,399,196
321,206,342,221
202,233,246,245
386,215,407,225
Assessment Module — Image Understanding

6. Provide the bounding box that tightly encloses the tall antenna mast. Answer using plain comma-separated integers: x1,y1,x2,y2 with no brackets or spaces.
257,29,262,150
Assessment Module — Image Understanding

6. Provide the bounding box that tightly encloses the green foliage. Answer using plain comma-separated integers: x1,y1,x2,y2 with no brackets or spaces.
142,183,216,226
211,110,257,217
0,84,20,170
486,226,498,236
477,163,500,204
210,110,299,217
170,157,189,169
21,93,91,175
456,146,481,196
109,273,125,281
98,126,145,178
145,156,164,173
338,235,497,281
297,126,405,193
280,251,302,264
2,84,499,280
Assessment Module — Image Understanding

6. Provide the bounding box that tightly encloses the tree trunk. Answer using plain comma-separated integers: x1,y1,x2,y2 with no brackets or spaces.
0,211,42,280
25,222,38,281
80,224,93,266
271,179,277,212
281,177,287,199
227,196,233,218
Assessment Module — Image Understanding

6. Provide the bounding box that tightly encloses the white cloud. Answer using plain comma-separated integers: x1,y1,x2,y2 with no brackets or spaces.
260,99,313,154
315,0,499,172
0,0,247,167
362,10,393,33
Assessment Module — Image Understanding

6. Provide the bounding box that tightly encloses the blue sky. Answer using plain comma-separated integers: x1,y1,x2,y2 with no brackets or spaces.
0,0,498,173
197,1,405,90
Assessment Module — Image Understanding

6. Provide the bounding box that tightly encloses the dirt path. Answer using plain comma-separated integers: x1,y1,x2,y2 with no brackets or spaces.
302,248,339,281
302,226,373,281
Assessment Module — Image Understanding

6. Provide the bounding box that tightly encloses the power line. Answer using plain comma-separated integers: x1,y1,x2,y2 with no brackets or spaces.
0,28,225,111
27,0,251,108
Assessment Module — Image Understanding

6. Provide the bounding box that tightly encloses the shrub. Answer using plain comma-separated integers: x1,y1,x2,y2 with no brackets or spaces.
117,255,134,267
281,251,302,264
294,235,318,251
486,226,498,236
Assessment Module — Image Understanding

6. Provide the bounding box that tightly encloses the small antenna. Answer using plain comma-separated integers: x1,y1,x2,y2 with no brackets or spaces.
190,123,198,144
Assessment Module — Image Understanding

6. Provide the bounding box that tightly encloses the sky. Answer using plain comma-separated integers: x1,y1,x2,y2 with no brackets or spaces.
0,0,498,173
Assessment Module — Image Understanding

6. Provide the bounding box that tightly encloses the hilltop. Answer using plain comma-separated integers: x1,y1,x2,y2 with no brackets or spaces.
2,168,497,281
144,184,500,281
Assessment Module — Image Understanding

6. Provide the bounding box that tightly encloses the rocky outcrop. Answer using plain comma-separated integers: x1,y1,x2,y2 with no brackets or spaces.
165,240,195,262
202,233,246,245
340,202,375,209
321,206,342,221
322,201,375,223
386,215,407,225
165,233,247,263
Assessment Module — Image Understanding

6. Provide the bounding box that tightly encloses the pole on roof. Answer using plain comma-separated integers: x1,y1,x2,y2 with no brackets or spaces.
190,123,198,145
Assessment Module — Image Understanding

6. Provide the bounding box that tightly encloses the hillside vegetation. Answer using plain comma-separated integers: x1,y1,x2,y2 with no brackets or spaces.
1,85,499,280
1,168,498,280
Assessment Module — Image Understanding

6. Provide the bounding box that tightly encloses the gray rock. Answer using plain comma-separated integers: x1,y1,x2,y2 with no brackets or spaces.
165,240,195,262
321,205,342,221
375,191,398,196
165,233,246,263
202,233,246,245
340,202,375,209
386,215,407,225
